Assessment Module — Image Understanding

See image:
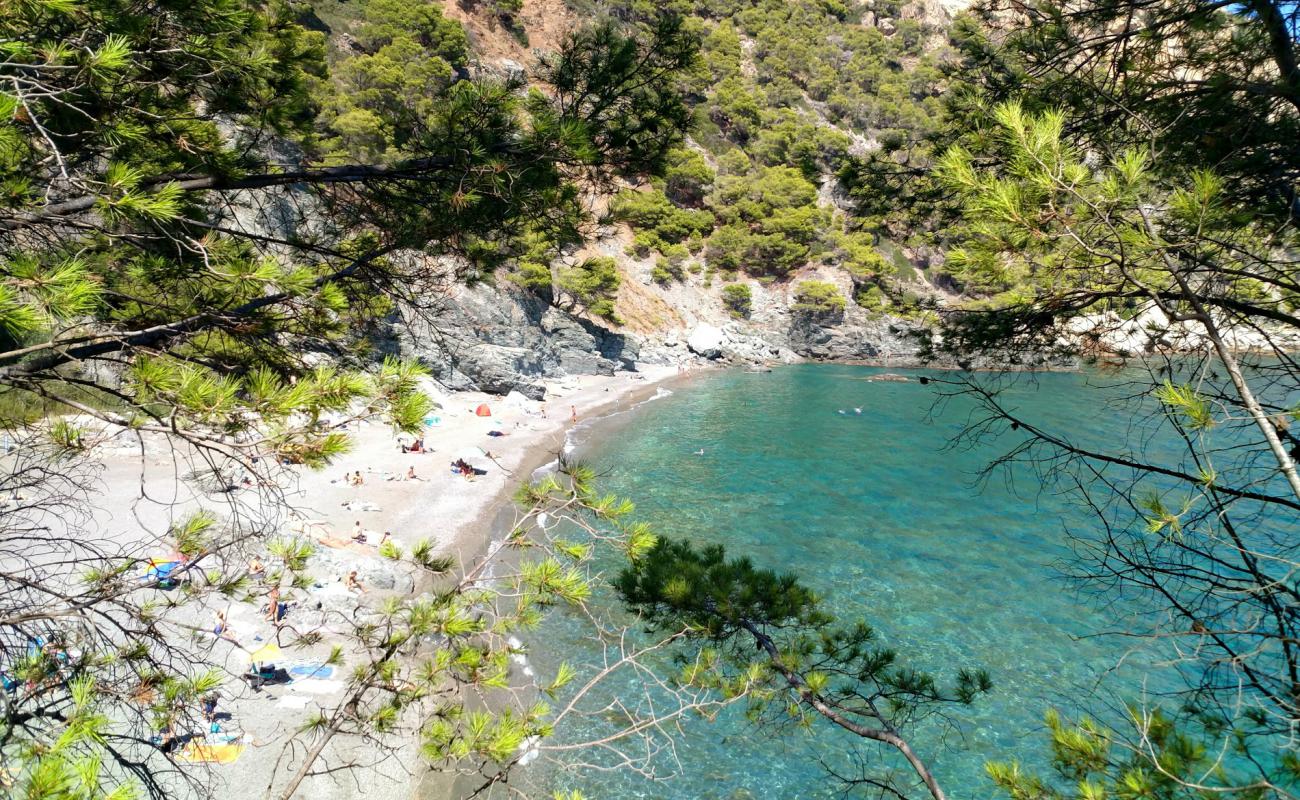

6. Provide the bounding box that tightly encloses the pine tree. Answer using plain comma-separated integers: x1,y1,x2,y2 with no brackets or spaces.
0,2,699,797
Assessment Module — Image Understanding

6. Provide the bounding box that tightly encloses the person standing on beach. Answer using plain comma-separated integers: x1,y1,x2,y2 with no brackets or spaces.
570,405,577,423
265,586,280,623
201,693,219,726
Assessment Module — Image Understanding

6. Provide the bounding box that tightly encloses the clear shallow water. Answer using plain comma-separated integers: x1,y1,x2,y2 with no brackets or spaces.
525,364,1184,799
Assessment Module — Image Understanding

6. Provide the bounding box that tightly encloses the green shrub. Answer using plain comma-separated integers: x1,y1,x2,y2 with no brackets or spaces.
791,280,846,317
651,257,685,285
510,262,553,296
835,231,890,279
558,256,622,321
612,189,714,255
855,283,889,312
721,283,753,318
661,242,689,264
663,147,715,207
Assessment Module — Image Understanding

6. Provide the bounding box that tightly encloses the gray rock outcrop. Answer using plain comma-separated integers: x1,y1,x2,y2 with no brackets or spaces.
397,283,641,399
686,324,725,359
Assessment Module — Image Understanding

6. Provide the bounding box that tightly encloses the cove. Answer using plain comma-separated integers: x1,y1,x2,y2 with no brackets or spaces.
523,364,1182,798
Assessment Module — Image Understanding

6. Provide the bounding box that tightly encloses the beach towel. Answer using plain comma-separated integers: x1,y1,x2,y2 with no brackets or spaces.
177,742,245,764
292,679,345,695
241,643,282,664
288,663,335,679
316,536,372,554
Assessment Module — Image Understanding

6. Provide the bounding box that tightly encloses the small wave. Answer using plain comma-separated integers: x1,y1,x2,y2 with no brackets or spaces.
530,459,559,480
558,383,678,462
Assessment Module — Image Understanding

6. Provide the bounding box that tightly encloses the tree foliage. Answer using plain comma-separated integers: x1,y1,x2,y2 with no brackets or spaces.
617,537,991,800
0,1,699,796
791,280,846,319
557,256,623,321
601,0,945,294
918,1,1300,793
721,283,752,317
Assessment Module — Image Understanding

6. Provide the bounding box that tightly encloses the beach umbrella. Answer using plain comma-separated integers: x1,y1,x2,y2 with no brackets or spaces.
241,642,282,664
475,403,492,417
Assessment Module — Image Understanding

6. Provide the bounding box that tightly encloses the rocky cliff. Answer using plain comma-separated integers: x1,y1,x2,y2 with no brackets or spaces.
395,258,934,399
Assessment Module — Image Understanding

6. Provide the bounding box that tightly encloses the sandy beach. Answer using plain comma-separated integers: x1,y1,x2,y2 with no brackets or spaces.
63,364,690,800
288,365,682,562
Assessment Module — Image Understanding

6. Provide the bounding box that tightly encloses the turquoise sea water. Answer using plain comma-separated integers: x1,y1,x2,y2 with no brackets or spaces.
524,364,1189,799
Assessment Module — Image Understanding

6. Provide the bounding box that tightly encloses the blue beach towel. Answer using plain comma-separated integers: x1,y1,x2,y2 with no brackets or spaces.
288,663,334,679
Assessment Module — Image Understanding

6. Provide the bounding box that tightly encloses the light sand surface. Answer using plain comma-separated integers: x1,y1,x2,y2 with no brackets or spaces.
51,364,690,800
281,365,681,563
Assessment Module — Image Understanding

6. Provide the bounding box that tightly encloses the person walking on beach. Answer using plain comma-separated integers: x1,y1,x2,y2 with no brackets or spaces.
570,405,577,423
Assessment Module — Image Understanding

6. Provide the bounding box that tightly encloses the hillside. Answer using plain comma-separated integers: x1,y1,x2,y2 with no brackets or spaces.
291,0,974,394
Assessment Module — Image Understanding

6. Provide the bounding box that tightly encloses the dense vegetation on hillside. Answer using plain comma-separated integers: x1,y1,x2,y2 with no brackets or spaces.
296,0,957,325
598,0,955,319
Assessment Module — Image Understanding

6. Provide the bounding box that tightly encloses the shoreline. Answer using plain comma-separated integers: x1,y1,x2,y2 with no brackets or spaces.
63,363,702,800
431,365,705,575
418,365,706,800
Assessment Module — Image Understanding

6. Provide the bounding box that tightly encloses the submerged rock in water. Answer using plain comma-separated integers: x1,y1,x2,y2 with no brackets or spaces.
868,373,911,382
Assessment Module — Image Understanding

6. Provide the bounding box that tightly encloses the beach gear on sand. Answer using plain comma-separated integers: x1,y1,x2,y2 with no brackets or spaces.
288,663,335,679
144,559,183,588
178,742,244,764
475,403,492,417
241,643,281,664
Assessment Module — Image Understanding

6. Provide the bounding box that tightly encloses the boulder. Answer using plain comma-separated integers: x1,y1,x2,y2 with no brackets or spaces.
687,324,725,359
396,282,642,397
307,547,416,595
